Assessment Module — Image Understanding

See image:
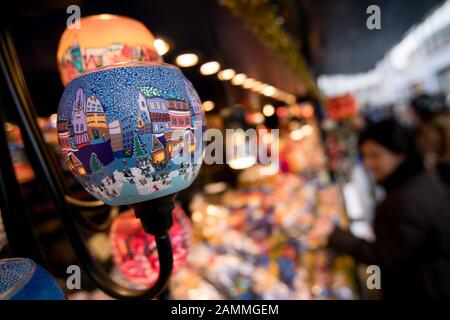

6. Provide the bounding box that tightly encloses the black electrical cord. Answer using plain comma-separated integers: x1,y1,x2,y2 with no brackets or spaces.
0,27,173,299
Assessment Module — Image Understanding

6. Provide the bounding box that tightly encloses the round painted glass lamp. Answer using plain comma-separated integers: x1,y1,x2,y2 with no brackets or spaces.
57,14,161,86
0,258,65,300
110,204,191,287
57,61,204,296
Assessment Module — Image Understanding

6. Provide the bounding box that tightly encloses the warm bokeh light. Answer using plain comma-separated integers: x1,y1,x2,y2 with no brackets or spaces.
175,53,199,67
242,78,256,89
49,113,58,126
231,73,247,86
200,61,221,75
228,156,257,170
98,14,114,20
251,81,263,92
257,84,268,94
302,104,314,117
301,124,313,136
287,94,297,104
262,104,275,117
217,68,236,80
202,100,215,112
289,128,305,141
153,38,170,56
276,106,288,118
252,112,265,124
263,85,276,97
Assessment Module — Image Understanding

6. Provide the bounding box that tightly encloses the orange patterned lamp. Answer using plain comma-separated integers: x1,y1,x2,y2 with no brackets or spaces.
56,14,161,86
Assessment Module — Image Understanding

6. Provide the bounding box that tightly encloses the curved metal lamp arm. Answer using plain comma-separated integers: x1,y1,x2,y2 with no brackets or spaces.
64,196,105,208
0,27,174,299
64,195,119,232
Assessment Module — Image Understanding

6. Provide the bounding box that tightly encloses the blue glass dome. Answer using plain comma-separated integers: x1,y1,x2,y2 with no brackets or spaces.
57,62,205,206
0,258,65,300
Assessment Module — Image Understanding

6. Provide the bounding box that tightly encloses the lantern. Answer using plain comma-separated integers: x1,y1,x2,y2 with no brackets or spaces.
0,258,65,300
57,14,161,86
56,62,205,207
110,204,191,286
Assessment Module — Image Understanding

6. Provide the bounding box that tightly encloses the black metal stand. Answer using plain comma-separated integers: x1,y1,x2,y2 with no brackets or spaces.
0,108,45,264
0,26,174,299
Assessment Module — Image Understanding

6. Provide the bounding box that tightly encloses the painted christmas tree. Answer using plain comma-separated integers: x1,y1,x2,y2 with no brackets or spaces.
90,152,103,172
133,134,146,157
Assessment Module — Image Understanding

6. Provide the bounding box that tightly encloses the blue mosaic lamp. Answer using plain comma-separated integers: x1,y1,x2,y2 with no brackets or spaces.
57,62,204,266
0,258,65,300
57,61,204,207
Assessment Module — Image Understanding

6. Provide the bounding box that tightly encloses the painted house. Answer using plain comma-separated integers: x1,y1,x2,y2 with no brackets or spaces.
187,130,196,154
70,40,84,73
103,43,124,66
108,120,124,155
68,122,77,151
167,98,191,130
85,96,109,143
71,88,90,148
64,60,77,81
166,129,185,157
84,47,106,69
57,118,71,152
150,134,165,164
184,79,202,114
120,112,137,154
139,87,170,134
69,152,87,177
137,92,151,135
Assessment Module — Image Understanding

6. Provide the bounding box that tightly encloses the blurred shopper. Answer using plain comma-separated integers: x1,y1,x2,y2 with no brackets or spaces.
312,120,450,299
412,94,450,189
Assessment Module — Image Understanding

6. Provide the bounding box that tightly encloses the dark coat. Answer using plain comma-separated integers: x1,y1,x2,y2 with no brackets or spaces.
329,162,450,299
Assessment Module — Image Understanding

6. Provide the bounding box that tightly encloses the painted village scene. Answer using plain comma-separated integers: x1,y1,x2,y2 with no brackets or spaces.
59,39,160,85
57,70,205,206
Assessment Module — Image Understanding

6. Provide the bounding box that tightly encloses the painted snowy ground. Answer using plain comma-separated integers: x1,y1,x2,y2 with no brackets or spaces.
81,160,200,206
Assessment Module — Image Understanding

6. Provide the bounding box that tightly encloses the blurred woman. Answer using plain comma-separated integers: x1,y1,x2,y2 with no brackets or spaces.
319,120,450,299
412,94,450,189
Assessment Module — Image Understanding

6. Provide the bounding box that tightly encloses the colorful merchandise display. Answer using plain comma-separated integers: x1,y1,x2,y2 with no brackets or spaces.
169,172,358,300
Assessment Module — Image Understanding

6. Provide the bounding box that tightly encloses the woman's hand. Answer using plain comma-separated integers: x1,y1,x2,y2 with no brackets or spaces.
304,216,335,250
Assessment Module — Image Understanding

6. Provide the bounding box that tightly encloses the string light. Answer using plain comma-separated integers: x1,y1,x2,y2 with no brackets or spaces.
175,53,199,67
153,38,170,56
218,69,236,80
203,62,296,103
262,104,275,117
262,85,276,97
231,73,247,86
202,100,215,112
200,61,221,75
242,78,256,89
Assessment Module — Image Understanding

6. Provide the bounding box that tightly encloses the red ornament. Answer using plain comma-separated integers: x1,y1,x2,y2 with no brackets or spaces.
110,204,191,286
